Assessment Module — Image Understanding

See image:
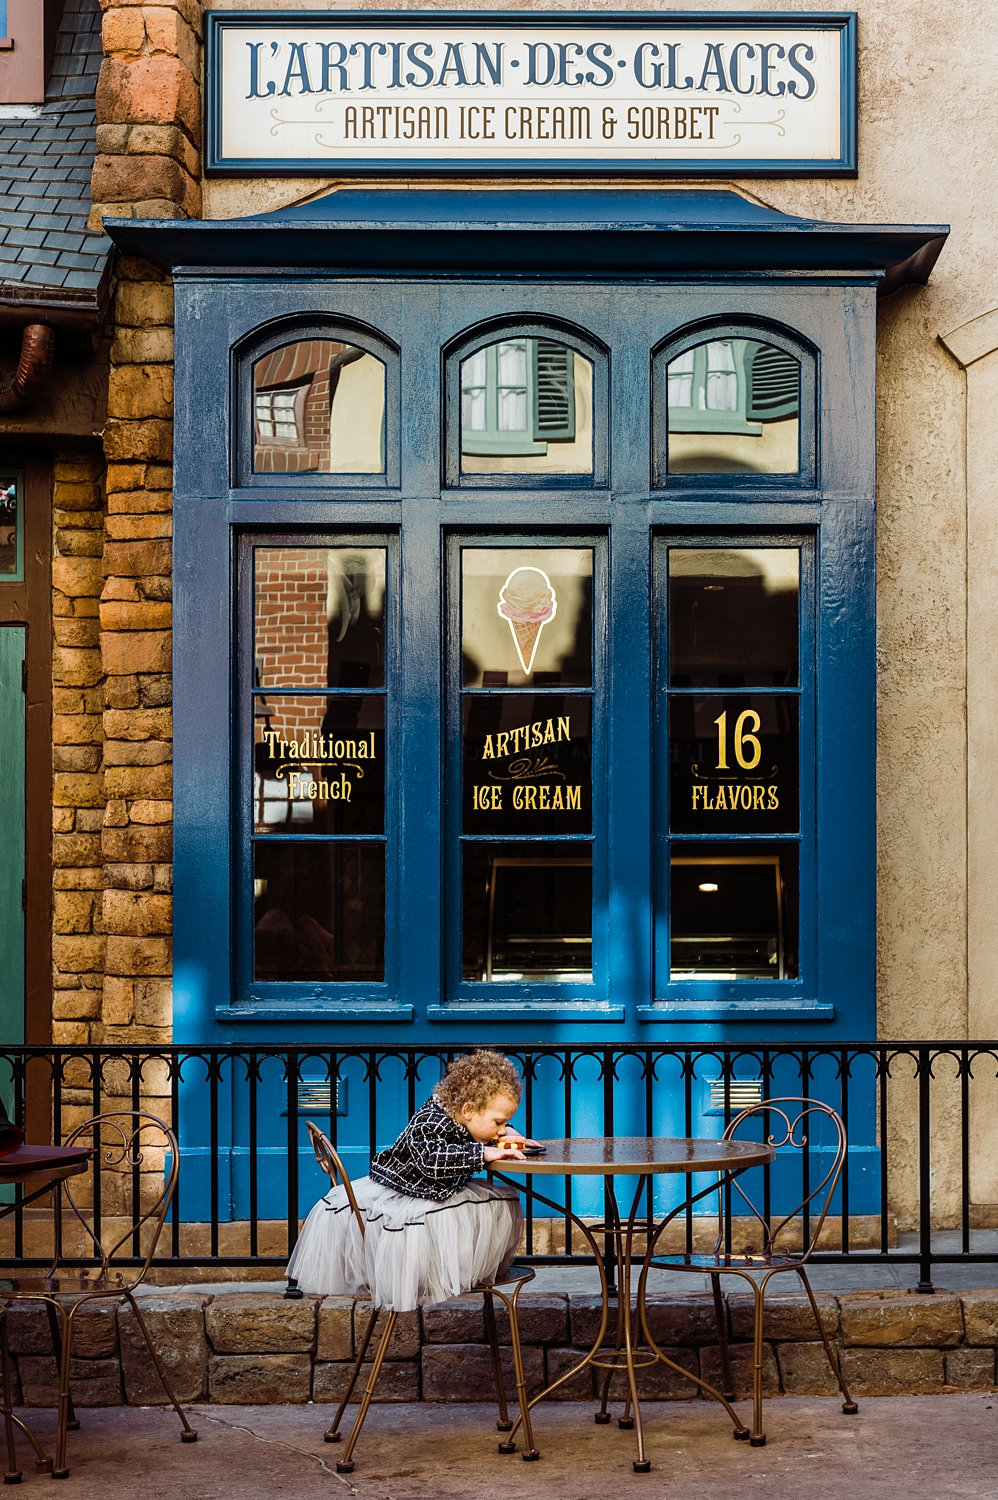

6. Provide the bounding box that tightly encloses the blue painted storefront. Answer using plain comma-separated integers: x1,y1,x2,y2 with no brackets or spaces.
109,189,946,1222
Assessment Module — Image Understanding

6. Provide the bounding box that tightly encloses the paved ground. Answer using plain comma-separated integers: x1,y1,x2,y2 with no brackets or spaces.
8,1394,998,1499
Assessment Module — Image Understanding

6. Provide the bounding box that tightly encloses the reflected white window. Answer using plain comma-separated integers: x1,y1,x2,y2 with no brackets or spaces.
704,341,738,412
255,389,300,442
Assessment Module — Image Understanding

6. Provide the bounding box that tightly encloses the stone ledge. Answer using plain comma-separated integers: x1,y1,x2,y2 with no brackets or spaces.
1,1285,995,1407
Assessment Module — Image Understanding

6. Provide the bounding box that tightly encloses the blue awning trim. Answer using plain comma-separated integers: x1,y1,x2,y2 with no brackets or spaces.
105,187,947,297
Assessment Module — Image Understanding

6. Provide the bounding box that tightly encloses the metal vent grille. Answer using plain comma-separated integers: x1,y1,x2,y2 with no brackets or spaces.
296,1079,346,1114
707,1078,765,1112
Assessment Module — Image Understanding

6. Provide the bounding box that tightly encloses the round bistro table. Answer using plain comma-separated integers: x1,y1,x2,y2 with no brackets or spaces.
0,1145,93,1483
493,1136,775,1472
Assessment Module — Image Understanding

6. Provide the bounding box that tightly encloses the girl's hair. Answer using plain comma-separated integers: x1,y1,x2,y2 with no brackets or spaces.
434,1050,522,1114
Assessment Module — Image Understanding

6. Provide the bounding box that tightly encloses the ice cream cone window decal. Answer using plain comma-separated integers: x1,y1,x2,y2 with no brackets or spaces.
462,548,591,689
459,338,593,476
497,568,557,676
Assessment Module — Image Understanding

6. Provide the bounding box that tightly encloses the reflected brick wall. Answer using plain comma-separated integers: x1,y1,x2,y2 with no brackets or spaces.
254,548,328,743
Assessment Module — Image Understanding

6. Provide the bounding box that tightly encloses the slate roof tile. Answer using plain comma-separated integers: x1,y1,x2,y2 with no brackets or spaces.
0,0,110,301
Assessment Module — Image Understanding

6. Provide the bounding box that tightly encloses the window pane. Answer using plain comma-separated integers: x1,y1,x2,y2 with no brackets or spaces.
461,548,592,688
253,695,384,835
254,842,384,981
462,845,592,981
497,387,527,431
670,846,798,980
254,547,386,690
459,337,593,474
463,387,486,431
668,695,799,834
497,340,527,385
0,480,17,578
463,696,591,835
669,549,799,688
667,337,799,474
252,339,385,474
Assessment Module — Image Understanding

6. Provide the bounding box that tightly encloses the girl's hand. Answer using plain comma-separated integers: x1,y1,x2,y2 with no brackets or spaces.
484,1143,525,1162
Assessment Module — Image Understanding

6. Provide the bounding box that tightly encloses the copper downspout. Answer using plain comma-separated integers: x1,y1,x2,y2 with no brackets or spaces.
0,322,55,412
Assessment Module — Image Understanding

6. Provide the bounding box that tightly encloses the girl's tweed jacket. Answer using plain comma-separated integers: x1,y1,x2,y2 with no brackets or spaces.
369,1096,486,1201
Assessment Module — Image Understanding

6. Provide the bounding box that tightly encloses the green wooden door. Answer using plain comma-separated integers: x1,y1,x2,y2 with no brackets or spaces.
0,626,25,1073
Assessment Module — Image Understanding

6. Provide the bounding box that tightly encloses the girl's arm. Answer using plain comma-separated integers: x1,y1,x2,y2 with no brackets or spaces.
407,1118,485,1181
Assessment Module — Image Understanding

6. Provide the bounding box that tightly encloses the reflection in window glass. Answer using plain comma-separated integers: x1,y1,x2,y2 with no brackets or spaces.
254,842,385,981
250,545,388,986
460,338,593,475
253,695,384,837
667,338,799,474
460,545,595,985
0,477,18,578
463,846,592,981
665,546,801,983
252,339,385,474
670,847,798,980
254,547,385,690
669,549,799,687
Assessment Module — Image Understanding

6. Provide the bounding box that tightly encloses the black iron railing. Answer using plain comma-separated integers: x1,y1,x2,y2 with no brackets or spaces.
2,1041,997,1293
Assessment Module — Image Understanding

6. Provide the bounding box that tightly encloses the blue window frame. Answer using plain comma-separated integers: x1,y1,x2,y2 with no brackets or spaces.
653,533,819,1013
445,537,608,1010
235,531,400,1011
165,262,877,1046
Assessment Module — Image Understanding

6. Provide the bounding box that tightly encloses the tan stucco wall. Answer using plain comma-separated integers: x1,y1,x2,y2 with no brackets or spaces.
199,0,998,1052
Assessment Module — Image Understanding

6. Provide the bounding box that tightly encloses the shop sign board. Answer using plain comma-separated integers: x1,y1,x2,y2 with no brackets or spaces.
206,11,857,177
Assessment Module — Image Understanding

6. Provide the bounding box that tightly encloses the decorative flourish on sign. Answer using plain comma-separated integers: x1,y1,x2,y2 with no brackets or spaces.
728,105,787,137
267,103,333,137
691,763,779,782
489,756,564,783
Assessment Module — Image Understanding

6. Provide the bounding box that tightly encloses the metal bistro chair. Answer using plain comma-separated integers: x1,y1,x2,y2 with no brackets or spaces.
639,1098,858,1447
298,1120,540,1471
0,1112,197,1479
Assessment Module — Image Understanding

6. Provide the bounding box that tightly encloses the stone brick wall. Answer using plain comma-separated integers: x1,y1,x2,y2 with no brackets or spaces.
92,0,202,228
82,0,203,1049
51,451,107,1043
4,1287,997,1409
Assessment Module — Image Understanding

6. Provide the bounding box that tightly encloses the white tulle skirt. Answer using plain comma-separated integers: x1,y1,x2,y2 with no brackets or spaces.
286,1176,523,1312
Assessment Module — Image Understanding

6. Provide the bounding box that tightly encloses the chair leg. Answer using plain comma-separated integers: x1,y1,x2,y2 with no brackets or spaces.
1,1312,21,1484
796,1268,858,1415
124,1294,197,1442
481,1292,512,1433
324,1304,380,1444
334,1310,396,1473
493,1285,539,1463
44,1303,77,1433
52,1304,75,1479
711,1277,735,1401
749,1281,766,1447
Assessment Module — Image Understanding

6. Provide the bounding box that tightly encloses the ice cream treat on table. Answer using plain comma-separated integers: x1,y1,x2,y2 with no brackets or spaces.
497,566,558,674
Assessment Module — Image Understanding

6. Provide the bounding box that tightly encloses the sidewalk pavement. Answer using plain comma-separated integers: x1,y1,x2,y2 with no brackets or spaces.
13,1394,998,1499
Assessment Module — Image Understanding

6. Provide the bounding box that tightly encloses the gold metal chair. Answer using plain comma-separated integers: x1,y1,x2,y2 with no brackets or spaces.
0,1111,197,1479
298,1120,540,1471
640,1097,858,1446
